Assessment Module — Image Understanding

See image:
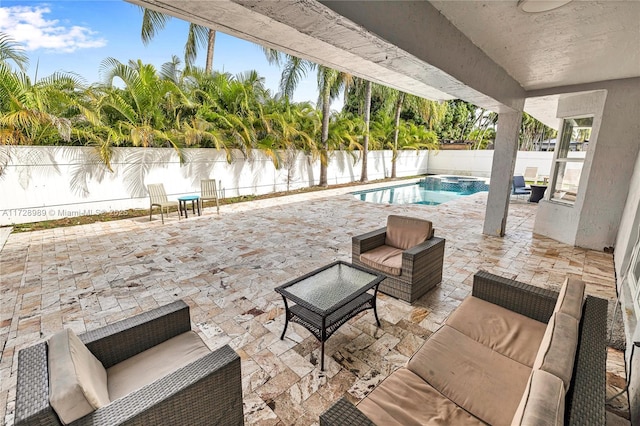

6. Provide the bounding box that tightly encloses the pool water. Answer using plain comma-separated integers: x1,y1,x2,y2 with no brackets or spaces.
352,178,488,206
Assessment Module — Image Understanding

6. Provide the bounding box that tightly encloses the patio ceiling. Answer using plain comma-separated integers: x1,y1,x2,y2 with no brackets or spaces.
431,0,640,92
125,0,640,126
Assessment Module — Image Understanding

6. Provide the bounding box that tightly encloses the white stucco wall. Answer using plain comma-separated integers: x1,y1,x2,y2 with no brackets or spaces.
615,149,640,425
576,82,640,250
612,100,640,426
1,146,560,227
0,147,430,226
427,149,559,179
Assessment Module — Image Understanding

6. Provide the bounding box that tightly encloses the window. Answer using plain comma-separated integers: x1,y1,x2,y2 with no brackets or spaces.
550,117,592,204
626,229,640,318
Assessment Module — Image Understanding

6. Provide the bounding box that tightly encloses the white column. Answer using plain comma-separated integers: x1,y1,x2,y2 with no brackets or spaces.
483,109,523,237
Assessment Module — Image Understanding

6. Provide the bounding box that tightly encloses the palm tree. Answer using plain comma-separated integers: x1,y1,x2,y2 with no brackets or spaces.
97,58,189,162
519,112,556,151
0,63,82,146
359,80,372,182
380,89,447,177
139,8,216,71
344,78,381,182
0,32,28,71
327,111,363,153
264,49,352,186
261,99,318,186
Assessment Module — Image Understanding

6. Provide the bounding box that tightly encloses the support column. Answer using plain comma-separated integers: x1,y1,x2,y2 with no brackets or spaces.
483,109,523,237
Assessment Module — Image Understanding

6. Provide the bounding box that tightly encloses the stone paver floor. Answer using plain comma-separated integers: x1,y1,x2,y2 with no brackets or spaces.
0,182,630,425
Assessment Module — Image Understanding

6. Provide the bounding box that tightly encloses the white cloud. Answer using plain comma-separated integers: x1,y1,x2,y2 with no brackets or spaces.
0,5,106,53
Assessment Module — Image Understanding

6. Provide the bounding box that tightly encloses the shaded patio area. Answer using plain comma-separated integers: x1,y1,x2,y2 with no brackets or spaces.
0,182,629,425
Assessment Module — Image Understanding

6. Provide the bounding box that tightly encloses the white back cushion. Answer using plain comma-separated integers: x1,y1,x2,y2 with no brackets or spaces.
48,329,110,424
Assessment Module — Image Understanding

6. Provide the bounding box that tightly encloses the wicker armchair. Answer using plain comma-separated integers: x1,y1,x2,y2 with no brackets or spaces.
352,215,445,303
15,300,244,426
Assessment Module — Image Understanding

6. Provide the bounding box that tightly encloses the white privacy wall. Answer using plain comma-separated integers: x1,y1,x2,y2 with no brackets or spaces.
0,145,559,226
428,149,557,178
0,147,431,225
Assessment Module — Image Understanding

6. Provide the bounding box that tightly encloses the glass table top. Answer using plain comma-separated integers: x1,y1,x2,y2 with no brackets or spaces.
278,262,380,311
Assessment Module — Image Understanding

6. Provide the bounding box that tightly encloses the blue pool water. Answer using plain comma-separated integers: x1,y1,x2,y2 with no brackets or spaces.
352,176,489,206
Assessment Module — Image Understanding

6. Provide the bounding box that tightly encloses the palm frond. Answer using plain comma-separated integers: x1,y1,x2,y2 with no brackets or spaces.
0,32,28,71
184,24,210,68
140,8,170,45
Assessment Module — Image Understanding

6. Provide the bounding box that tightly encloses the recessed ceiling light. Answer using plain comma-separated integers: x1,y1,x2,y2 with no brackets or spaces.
517,0,573,13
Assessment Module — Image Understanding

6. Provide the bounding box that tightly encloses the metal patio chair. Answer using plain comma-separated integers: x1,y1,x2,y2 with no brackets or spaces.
512,175,531,199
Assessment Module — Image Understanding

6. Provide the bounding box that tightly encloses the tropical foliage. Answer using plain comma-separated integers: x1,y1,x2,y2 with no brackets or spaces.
0,31,555,184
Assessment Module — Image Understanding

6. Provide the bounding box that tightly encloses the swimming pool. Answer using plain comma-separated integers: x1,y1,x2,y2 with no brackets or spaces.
352,176,489,206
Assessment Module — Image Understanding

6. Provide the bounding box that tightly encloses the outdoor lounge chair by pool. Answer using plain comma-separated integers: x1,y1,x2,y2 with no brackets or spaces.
512,175,531,199
200,179,220,214
148,183,179,224
523,166,539,184
14,300,244,426
352,215,445,303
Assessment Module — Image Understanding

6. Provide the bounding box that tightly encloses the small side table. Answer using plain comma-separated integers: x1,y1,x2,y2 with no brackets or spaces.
529,185,547,203
178,195,201,218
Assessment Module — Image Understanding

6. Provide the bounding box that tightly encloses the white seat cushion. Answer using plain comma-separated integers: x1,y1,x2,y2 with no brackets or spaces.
48,329,110,425
107,331,211,401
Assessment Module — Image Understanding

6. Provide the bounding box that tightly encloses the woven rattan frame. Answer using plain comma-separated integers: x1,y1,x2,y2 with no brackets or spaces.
15,300,244,426
352,227,445,303
319,271,608,425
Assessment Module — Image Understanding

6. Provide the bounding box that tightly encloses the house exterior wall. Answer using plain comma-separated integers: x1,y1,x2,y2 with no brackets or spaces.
616,150,640,426
533,90,607,247
576,81,640,250
614,100,640,426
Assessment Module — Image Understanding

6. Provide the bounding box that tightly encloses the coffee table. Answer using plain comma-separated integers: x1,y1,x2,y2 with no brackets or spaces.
275,261,384,370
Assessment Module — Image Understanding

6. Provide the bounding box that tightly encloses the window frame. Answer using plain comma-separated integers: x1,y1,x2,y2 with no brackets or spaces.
549,116,592,205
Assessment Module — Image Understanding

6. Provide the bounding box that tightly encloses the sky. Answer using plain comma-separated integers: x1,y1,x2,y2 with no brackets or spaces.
0,0,322,105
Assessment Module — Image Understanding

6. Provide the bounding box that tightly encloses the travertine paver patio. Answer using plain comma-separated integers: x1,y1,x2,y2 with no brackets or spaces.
0,183,629,425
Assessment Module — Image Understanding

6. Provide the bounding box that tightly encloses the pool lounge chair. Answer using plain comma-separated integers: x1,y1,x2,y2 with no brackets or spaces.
523,167,539,184
512,175,531,199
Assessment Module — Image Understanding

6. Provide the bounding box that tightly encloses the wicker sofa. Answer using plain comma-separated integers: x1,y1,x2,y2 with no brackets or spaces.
320,271,608,425
15,300,244,426
352,215,445,303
